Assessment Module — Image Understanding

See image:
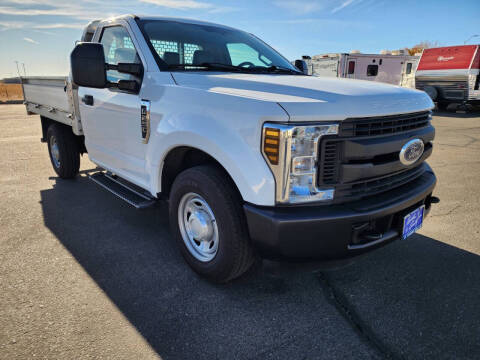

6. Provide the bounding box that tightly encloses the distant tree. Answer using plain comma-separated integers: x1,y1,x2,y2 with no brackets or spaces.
405,40,440,56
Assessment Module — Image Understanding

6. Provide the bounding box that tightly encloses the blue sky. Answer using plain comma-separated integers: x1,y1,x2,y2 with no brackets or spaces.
0,0,479,78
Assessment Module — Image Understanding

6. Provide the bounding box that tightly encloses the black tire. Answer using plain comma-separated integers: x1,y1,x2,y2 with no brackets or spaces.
46,123,80,179
436,102,449,111
169,165,256,283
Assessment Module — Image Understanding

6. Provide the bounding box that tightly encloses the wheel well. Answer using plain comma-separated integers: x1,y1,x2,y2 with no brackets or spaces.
161,147,241,200
41,116,87,154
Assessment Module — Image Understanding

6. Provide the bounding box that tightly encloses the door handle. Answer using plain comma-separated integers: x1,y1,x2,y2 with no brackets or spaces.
82,95,94,106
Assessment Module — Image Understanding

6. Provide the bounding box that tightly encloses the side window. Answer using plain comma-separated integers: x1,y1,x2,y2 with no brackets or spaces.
406,62,413,75
347,61,355,74
100,26,141,82
367,64,378,76
227,43,271,66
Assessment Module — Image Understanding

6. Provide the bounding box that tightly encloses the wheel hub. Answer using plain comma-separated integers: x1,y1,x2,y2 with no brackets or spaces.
187,209,213,242
178,193,219,262
49,136,60,168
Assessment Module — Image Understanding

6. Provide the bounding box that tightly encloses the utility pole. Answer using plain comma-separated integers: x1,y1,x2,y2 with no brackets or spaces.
14,61,21,78
464,34,479,44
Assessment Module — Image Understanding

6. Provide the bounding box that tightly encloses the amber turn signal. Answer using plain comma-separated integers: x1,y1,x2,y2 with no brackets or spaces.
264,128,280,165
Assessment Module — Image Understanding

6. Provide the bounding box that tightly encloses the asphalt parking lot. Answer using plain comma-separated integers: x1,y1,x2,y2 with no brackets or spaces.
1,104,479,359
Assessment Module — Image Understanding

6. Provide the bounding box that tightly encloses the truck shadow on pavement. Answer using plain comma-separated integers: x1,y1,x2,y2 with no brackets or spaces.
40,174,480,360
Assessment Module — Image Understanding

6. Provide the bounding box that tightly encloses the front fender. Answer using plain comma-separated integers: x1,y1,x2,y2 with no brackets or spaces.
146,112,281,206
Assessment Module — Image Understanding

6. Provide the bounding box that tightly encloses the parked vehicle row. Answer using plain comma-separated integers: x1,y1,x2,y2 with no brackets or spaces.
22,15,438,282
299,45,480,110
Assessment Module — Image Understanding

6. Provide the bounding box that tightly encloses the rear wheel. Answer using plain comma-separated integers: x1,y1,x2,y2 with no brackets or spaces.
46,123,80,179
169,165,256,283
436,102,450,111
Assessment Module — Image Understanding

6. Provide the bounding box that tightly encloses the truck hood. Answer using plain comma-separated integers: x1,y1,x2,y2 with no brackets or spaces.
171,72,433,121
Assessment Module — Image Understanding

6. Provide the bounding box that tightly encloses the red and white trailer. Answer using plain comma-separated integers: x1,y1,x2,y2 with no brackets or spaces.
415,45,480,109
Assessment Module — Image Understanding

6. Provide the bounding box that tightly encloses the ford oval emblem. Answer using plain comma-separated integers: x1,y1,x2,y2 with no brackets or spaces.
399,139,424,166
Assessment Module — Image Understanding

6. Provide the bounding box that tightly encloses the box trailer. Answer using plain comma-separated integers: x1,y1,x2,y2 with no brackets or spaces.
415,45,480,109
303,53,419,87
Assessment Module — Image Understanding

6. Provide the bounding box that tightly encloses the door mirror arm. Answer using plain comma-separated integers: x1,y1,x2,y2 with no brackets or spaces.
106,63,143,77
108,80,140,93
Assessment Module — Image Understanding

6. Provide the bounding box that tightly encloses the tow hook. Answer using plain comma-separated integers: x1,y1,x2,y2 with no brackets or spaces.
430,196,440,204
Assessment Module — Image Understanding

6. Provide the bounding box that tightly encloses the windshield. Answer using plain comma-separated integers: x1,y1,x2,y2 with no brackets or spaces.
137,19,300,74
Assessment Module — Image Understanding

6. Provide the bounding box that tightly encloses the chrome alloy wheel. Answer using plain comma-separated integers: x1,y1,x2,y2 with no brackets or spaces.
178,192,219,262
49,135,60,168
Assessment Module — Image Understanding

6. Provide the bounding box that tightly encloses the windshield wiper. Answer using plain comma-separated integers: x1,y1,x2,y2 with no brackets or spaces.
167,63,304,75
261,65,304,75
167,63,244,72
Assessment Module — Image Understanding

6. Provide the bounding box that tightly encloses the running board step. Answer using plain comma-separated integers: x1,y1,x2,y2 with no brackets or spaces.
89,172,156,209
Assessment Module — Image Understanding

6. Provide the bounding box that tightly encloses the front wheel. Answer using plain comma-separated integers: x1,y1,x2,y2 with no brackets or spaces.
169,165,256,283
46,123,80,179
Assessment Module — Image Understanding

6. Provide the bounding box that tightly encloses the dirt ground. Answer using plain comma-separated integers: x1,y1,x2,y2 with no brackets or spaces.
0,84,23,102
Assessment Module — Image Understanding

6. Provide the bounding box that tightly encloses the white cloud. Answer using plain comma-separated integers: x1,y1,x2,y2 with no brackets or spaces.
0,0,233,22
0,5,106,20
0,20,84,31
0,21,28,30
23,37,39,44
273,1,325,14
138,0,212,9
34,23,85,29
207,5,240,14
0,5,76,16
273,0,365,15
331,0,362,13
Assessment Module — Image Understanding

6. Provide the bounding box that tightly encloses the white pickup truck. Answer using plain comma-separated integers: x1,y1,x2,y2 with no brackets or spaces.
23,15,438,282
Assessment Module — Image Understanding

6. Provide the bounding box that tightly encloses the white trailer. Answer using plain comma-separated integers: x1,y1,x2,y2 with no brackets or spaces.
304,53,419,87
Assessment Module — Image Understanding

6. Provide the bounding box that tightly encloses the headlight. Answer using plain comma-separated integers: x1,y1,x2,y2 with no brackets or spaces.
262,122,339,204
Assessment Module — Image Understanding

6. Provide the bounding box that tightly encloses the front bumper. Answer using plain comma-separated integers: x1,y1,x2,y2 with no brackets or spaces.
244,167,437,260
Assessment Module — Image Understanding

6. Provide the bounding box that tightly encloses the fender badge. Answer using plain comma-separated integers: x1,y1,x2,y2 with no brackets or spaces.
140,99,151,144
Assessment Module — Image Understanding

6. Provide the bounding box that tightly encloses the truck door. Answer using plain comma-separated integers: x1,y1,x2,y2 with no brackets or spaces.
78,25,149,187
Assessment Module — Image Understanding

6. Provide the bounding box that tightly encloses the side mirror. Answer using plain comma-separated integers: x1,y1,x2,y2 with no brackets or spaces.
71,42,142,91
294,59,308,75
71,42,107,88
